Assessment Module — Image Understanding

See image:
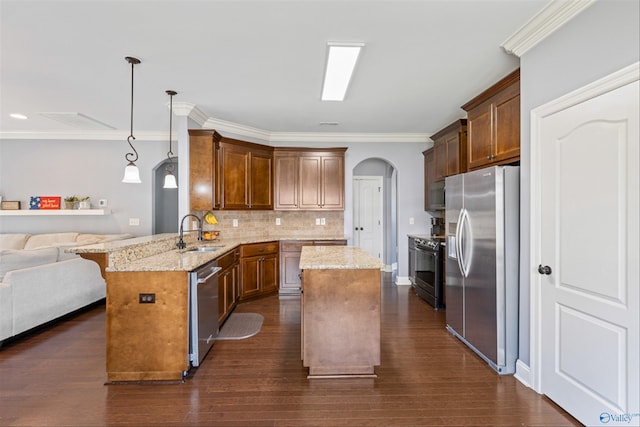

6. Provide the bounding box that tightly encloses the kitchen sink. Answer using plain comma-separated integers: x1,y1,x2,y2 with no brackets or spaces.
184,246,224,253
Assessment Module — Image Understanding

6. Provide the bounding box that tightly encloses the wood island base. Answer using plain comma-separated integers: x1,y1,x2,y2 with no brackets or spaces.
301,266,381,379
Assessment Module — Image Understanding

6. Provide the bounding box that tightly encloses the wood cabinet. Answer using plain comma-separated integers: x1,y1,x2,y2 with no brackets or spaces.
189,130,221,211
274,148,347,210
432,119,467,180
240,241,279,300
423,148,435,212
279,239,347,295
462,69,520,170
217,248,240,325
188,130,274,211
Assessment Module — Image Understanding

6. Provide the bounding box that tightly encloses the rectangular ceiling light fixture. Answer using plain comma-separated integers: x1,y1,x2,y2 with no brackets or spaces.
321,42,364,101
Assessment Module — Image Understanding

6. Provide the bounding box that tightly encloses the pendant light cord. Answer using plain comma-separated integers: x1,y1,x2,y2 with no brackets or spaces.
125,56,140,164
165,90,177,173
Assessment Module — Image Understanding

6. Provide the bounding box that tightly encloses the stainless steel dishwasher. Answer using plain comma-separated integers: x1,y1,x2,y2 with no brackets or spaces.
189,260,221,367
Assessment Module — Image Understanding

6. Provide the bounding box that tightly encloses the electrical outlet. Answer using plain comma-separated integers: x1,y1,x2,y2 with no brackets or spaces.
232,219,238,227
98,199,107,207
321,218,326,225
129,218,140,226
315,218,321,225
139,293,155,304
275,218,281,225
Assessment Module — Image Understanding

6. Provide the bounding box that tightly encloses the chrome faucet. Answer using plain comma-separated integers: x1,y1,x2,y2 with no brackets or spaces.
177,214,203,249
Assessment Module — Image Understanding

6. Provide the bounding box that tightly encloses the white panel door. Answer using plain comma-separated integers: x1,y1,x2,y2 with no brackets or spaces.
353,177,383,260
538,78,639,426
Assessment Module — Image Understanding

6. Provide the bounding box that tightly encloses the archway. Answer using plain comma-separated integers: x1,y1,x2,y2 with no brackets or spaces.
353,158,397,272
152,158,179,234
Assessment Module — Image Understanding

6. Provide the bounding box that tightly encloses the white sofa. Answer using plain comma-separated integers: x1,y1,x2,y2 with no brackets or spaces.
0,232,132,345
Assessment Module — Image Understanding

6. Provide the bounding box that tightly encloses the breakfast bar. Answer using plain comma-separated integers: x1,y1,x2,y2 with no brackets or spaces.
299,246,384,378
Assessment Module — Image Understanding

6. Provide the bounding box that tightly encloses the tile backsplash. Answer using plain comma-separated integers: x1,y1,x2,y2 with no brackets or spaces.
195,210,345,240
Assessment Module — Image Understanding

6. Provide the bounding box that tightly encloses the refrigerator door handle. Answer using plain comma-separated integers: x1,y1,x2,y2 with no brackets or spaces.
455,209,465,276
459,208,472,278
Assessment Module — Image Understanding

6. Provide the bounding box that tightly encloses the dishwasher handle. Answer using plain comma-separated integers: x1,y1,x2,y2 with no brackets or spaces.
197,266,221,283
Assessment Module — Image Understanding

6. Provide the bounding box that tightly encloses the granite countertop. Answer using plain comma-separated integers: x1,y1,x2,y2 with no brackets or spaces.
299,246,384,270
69,233,347,273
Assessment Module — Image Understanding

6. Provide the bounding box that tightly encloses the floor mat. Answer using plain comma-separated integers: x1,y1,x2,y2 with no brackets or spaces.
216,313,264,340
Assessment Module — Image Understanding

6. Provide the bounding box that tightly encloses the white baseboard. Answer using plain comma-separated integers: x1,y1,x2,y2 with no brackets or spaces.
514,359,532,389
395,276,412,286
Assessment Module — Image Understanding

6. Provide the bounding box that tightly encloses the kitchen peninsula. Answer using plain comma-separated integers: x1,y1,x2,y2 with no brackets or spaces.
299,246,384,378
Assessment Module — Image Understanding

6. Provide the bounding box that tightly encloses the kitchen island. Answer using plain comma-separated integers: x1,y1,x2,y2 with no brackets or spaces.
299,246,384,378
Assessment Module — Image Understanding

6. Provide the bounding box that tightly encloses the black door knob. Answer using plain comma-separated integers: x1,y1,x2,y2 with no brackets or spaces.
538,264,552,275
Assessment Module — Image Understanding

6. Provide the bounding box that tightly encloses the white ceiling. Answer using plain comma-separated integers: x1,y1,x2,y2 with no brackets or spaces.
0,0,549,141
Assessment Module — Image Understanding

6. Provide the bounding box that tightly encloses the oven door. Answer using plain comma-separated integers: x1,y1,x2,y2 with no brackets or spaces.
414,244,443,309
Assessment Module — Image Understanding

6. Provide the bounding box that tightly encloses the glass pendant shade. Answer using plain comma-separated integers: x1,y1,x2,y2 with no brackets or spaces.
163,171,177,189
122,162,141,183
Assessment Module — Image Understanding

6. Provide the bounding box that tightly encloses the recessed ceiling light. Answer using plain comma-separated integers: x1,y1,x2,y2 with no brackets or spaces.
321,42,364,102
10,113,28,120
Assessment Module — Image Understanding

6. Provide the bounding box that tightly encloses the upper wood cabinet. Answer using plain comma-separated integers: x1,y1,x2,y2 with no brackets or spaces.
188,130,273,211
431,119,467,180
462,69,520,170
423,148,435,212
274,148,347,211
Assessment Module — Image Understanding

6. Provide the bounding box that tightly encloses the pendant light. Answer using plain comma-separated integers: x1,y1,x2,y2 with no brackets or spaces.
122,56,142,183
163,90,178,189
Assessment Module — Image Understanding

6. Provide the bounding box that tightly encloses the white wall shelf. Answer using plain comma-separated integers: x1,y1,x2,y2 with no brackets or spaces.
0,209,111,216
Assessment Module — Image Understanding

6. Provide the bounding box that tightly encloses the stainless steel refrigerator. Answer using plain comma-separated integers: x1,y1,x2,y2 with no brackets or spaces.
445,165,519,374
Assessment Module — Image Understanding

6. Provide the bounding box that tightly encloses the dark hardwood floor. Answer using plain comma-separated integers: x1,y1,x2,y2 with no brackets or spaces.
0,273,581,426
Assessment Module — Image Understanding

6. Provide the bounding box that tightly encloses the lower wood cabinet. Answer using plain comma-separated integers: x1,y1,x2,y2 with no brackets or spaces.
240,241,279,300
217,248,240,325
279,239,347,295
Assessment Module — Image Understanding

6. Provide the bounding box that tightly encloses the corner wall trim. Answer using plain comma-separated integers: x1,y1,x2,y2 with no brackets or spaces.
514,359,533,389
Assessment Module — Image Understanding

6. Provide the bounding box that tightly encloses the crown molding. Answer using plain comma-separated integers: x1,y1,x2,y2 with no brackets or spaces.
501,0,596,58
269,132,429,144
0,130,167,141
202,117,272,141
171,102,208,127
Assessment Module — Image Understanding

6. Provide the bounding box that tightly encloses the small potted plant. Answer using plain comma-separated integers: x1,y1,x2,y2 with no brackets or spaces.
64,196,78,210
78,196,91,209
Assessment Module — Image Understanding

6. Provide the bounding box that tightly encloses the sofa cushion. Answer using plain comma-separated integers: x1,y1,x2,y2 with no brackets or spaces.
0,247,59,280
23,233,79,250
0,234,31,251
